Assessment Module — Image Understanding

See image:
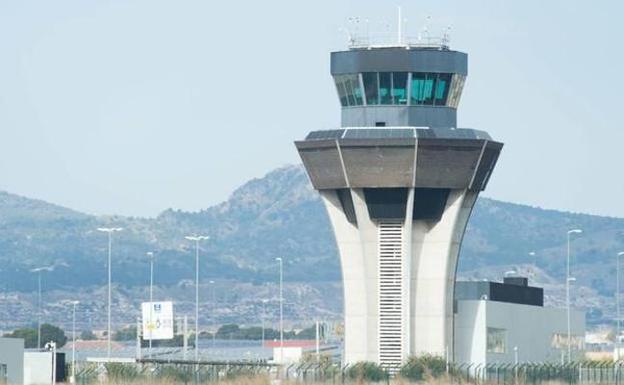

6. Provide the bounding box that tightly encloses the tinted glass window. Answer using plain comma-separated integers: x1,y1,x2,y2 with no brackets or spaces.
379,72,392,105
348,75,364,106
392,72,408,105
335,76,349,107
362,72,379,105
343,76,356,106
433,73,452,106
411,73,434,105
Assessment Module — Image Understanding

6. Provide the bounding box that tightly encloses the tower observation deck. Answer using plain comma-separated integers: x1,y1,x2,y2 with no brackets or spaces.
295,40,503,369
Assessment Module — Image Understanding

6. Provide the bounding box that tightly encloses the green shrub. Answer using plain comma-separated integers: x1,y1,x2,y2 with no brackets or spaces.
400,355,446,381
347,361,388,382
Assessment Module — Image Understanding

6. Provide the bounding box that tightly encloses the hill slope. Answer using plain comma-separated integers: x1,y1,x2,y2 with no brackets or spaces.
0,165,622,326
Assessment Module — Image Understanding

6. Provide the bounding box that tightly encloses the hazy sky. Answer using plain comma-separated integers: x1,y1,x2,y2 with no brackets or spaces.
0,1,622,218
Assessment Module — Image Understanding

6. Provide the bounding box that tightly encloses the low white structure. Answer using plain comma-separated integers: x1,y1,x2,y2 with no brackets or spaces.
454,278,585,365
24,352,54,385
0,337,24,385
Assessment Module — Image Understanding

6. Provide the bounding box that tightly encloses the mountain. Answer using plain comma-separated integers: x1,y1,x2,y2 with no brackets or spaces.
0,165,623,327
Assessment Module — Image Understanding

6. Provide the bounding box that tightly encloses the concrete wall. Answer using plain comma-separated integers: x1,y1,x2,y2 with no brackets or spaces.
455,300,585,365
0,338,24,385
24,352,53,385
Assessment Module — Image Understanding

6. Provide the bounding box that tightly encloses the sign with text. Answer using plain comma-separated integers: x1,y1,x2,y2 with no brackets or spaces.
141,301,174,340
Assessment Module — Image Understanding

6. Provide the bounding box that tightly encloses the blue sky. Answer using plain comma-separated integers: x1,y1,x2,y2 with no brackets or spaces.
0,1,622,217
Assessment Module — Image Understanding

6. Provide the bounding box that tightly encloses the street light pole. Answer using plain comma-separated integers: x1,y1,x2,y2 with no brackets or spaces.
38,271,41,349
147,252,155,359
209,280,216,347
31,266,54,350
261,299,268,349
616,252,624,360
71,301,79,384
566,228,582,363
97,227,123,361
275,257,284,364
185,235,209,363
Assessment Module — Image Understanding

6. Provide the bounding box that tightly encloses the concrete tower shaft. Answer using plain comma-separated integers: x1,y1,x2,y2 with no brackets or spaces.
295,45,503,368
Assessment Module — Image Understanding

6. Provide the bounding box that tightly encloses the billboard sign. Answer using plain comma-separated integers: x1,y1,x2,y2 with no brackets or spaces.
142,301,174,340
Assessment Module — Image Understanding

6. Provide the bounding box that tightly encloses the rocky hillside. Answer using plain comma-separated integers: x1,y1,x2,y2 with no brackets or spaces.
0,165,623,326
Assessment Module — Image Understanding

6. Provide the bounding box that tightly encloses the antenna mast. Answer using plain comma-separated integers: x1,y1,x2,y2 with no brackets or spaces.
397,6,402,44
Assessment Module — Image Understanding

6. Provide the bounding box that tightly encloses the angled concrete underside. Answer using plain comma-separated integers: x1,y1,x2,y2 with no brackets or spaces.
296,134,502,366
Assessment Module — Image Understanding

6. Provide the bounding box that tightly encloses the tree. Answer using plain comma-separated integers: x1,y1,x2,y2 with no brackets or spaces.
113,326,136,341
80,330,97,340
4,324,67,348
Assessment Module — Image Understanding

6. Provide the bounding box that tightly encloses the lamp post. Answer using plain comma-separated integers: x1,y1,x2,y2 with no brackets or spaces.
275,257,283,364
147,251,155,359
261,299,268,349
97,227,123,360
616,251,624,360
566,228,582,363
71,301,79,384
30,266,54,350
209,280,216,347
185,235,209,363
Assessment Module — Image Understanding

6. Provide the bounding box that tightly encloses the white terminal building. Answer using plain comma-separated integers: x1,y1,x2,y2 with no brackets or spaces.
295,35,584,368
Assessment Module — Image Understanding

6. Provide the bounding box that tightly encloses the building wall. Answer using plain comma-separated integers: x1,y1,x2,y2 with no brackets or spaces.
455,300,585,365
24,352,53,385
0,337,24,385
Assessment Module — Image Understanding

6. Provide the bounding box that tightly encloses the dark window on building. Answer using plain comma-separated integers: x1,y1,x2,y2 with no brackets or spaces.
362,72,379,105
375,122,386,127
433,73,452,106
379,72,393,105
363,188,408,220
391,72,408,105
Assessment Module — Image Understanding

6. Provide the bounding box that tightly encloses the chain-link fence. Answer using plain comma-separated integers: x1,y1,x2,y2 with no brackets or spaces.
68,360,624,385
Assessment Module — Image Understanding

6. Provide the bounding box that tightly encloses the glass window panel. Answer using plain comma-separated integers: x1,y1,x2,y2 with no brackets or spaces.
379,72,392,105
349,75,364,106
422,73,435,105
434,73,452,106
447,74,466,108
362,72,379,105
343,76,356,106
487,327,506,354
391,72,408,105
410,73,426,104
334,76,349,107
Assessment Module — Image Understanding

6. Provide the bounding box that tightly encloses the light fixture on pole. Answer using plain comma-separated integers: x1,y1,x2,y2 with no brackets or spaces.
529,251,537,279
185,235,209,363
97,226,123,360
146,251,155,359
566,228,582,363
275,257,284,364
30,266,54,350
70,301,79,384
616,251,624,361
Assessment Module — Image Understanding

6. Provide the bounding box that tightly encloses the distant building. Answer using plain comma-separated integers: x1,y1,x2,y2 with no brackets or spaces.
0,337,24,385
454,277,585,365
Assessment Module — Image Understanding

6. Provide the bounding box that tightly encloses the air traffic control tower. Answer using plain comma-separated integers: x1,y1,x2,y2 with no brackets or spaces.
295,35,503,368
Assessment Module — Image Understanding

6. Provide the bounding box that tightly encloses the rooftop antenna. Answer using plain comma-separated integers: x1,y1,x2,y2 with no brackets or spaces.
442,25,452,46
418,15,431,42
397,6,402,44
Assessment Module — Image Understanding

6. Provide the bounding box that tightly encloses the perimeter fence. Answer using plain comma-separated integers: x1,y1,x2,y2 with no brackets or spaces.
70,360,624,385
